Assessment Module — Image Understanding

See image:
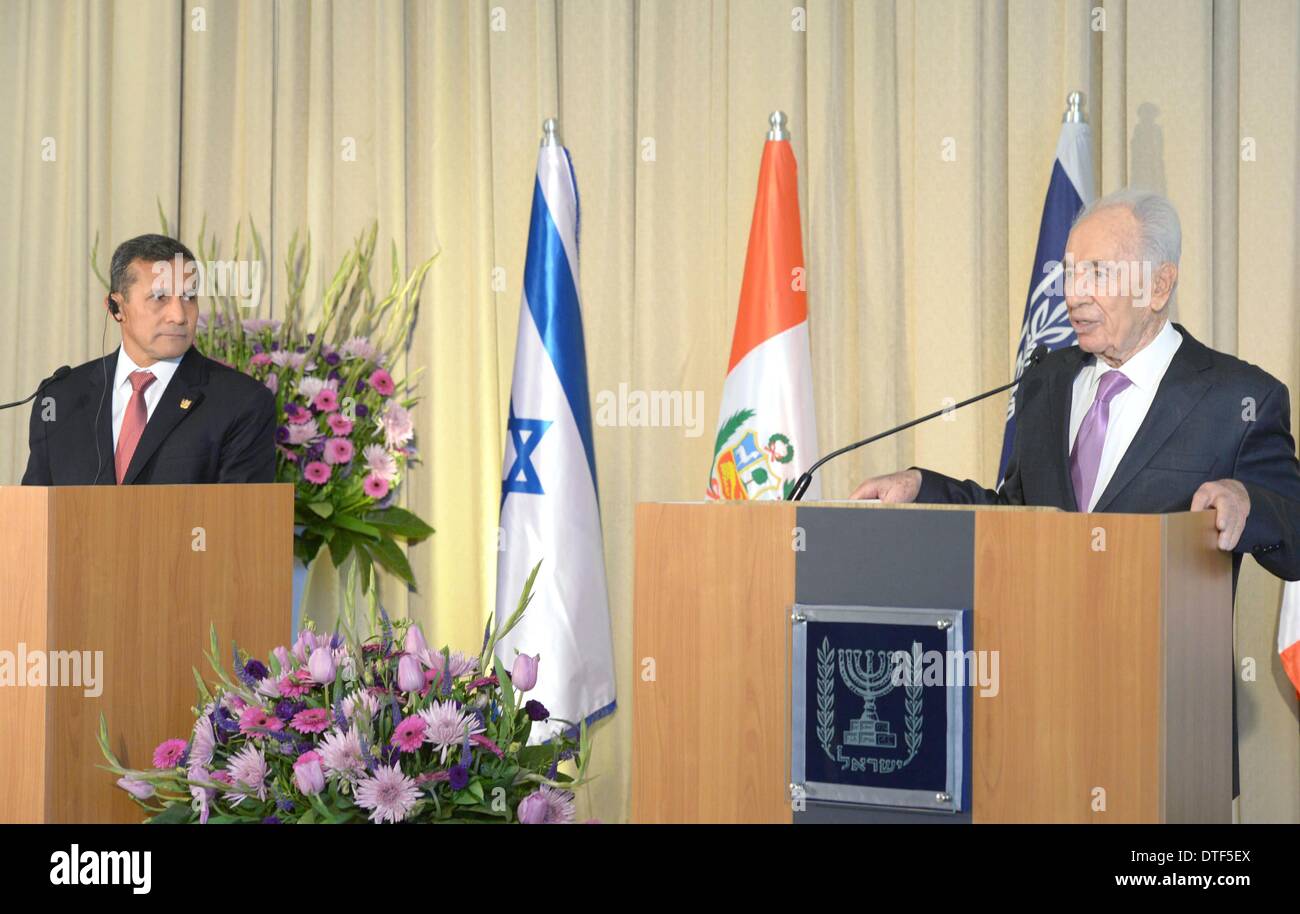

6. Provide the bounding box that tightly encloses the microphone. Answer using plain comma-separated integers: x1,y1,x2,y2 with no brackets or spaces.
787,345,1050,501
0,365,72,412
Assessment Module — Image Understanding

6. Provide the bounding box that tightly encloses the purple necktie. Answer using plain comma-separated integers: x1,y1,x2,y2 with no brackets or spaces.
1069,369,1133,510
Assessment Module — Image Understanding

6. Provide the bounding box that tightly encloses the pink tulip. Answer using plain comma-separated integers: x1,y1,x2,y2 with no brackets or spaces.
308,646,336,685
293,751,325,795
397,654,425,692
511,653,539,692
516,791,548,824
404,625,428,659
117,777,155,800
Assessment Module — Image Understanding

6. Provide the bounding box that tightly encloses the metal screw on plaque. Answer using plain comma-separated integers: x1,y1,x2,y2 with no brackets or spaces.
789,783,803,798
936,792,951,803
937,618,952,630
791,611,806,624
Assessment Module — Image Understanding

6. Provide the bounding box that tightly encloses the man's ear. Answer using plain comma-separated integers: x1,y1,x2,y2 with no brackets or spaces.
107,294,123,322
1149,262,1177,313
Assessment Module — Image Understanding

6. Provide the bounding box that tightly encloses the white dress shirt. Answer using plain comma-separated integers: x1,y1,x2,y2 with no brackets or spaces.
110,348,184,450
1068,320,1183,510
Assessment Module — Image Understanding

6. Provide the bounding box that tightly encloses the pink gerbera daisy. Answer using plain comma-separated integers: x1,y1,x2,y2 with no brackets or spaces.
369,369,395,396
354,764,420,824
325,437,354,465
239,705,285,737
391,716,427,753
363,473,389,499
313,388,339,412
327,413,354,435
303,461,331,485
278,669,313,698
290,707,332,734
152,738,187,769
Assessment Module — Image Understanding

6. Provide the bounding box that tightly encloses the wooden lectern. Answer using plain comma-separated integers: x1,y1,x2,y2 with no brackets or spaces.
632,501,1233,824
0,484,292,823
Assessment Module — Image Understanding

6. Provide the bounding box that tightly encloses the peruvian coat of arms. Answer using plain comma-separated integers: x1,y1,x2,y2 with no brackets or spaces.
706,408,797,500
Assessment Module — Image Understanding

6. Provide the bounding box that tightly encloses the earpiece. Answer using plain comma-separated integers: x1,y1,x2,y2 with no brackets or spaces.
107,295,121,321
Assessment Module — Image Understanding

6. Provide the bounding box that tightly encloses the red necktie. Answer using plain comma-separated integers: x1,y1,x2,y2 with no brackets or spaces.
115,370,156,484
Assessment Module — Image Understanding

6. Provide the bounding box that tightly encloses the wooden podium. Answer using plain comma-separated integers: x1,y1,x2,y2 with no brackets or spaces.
632,501,1233,824
0,484,292,823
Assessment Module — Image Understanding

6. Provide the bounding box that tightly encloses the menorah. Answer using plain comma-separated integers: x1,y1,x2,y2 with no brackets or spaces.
838,648,901,748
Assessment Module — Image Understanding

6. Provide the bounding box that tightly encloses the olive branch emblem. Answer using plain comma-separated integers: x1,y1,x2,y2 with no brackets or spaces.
816,636,836,759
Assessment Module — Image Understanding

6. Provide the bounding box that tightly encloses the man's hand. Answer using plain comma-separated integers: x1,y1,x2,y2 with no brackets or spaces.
1190,478,1251,551
849,469,923,503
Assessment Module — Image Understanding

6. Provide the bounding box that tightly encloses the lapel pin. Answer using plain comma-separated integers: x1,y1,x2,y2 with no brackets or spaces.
180,398,192,410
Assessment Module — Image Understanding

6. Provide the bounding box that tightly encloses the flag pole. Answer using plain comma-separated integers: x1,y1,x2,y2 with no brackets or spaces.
541,117,561,146
767,110,789,141
1063,90,1085,123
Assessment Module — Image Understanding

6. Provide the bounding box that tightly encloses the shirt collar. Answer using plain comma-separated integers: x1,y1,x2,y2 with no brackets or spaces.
1088,319,1182,393
114,347,184,391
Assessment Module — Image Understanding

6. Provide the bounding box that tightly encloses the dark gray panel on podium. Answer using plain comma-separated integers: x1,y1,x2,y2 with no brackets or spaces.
795,507,974,610
795,801,972,825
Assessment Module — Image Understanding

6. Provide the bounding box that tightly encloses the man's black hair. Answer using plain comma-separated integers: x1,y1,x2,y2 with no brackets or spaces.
109,234,197,297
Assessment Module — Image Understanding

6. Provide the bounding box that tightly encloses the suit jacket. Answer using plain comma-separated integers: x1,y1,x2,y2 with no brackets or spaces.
913,322,1300,799
21,345,276,486
916,323,1300,586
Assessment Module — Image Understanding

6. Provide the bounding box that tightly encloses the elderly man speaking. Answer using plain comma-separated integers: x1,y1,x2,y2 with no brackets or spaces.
851,187,1300,799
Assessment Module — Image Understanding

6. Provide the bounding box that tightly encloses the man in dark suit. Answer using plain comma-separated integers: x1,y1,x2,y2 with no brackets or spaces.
851,188,1300,798
21,234,276,486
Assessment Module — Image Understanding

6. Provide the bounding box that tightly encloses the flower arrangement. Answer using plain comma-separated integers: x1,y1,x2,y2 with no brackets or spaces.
94,215,435,588
98,563,593,824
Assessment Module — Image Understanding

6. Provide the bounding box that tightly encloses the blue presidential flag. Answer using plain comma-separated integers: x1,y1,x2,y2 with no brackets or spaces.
495,128,616,741
996,110,1094,487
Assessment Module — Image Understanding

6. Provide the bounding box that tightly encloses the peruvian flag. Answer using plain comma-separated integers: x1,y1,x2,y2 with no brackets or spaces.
1280,582,1300,699
706,125,819,501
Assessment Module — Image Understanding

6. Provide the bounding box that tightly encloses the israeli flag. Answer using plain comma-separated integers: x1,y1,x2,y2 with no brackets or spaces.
997,105,1094,486
495,127,616,741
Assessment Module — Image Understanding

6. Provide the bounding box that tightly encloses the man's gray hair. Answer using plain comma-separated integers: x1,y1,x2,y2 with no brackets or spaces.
1074,187,1181,309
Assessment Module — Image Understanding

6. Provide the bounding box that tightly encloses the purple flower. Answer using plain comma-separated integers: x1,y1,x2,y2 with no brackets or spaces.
525,700,550,722
308,646,336,684
275,425,290,443
510,653,539,692
325,352,341,366
355,379,368,394
448,764,469,791
244,659,269,681
274,699,296,720
397,655,425,692
355,402,369,418
293,750,325,795
262,815,282,824
117,777,155,800
516,791,548,824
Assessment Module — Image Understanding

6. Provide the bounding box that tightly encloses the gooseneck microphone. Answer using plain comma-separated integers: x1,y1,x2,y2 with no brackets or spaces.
787,345,1049,501
0,365,72,412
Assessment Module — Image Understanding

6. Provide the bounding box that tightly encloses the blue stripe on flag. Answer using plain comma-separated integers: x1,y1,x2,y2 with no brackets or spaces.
997,158,1086,485
522,176,600,493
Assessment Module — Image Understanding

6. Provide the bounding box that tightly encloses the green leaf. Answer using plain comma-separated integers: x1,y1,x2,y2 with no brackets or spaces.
327,528,354,568
713,408,755,458
306,501,334,518
332,513,383,540
298,808,317,825
145,802,194,825
365,536,415,587
364,507,434,542
494,656,515,718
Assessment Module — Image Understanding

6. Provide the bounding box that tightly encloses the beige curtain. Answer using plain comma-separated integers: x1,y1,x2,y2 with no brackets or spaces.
1,0,1296,823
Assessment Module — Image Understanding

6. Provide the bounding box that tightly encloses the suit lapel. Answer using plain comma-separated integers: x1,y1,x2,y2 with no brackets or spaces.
1090,324,1215,512
86,350,119,485
122,346,208,484
1046,347,1090,512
